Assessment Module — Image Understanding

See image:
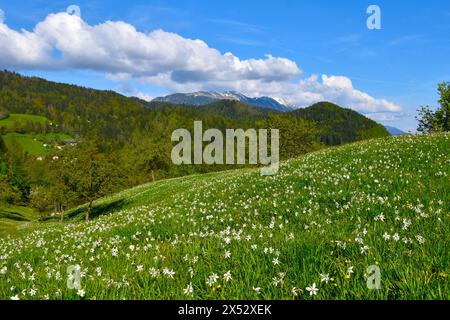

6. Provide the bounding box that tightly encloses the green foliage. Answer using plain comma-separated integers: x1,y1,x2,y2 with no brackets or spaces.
59,139,121,221
0,176,21,204
261,113,323,159
293,102,390,145
416,82,450,133
29,186,53,217
0,135,7,156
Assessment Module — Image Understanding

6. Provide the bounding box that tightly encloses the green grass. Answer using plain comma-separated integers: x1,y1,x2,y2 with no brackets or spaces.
3,133,48,155
0,133,449,300
0,205,39,236
0,113,49,130
2,132,74,156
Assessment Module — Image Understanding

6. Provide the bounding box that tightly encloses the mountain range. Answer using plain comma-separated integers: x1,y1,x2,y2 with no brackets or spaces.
153,91,406,138
152,91,294,112
384,126,406,136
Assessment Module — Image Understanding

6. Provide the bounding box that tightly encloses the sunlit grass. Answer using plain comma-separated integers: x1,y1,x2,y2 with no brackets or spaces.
0,133,449,300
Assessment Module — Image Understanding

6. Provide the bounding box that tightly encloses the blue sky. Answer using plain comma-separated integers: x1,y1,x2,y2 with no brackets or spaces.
0,0,449,131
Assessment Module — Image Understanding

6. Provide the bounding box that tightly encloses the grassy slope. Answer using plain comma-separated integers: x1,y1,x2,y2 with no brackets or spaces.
0,133,448,300
1,113,73,156
0,113,49,130
2,133,49,155
0,205,39,236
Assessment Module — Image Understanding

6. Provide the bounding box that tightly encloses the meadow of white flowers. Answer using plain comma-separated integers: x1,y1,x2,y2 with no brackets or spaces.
0,133,449,300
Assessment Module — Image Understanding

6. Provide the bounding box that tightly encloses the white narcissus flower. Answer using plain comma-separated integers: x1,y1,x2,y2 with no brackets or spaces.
77,289,85,297
306,283,318,296
224,271,232,282
360,245,369,254
347,266,354,275
183,283,193,296
320,273,330,283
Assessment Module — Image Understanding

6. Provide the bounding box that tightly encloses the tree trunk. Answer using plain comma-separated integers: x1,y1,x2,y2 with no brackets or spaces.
59,203,65,223
86,200,93,222
151,169,155,182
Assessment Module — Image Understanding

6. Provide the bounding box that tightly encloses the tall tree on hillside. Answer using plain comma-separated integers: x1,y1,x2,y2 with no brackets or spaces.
261,114,323,159
61,139,119,221
416,82,450,133
29,186,53,219
48,157,75,223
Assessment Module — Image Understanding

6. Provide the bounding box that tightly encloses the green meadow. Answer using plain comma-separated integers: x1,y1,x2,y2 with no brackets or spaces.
0,114,49,130
0,133,448,300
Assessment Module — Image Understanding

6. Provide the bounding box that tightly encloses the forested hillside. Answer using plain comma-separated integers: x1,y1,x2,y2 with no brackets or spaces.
293,102,389,145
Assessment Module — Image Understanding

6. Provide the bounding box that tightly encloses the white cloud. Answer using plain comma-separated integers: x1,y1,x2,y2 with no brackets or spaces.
0,10,402,114
0,12,300,81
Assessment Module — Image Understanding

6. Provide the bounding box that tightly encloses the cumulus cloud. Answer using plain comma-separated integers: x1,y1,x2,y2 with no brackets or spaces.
0,10,402,114
0,12,300,80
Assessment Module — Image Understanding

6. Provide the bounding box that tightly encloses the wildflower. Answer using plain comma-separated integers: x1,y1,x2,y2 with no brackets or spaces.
10,295,19,300
416,235,425,244
111,248,118,257
347,266,354,275
149,268,159,278
355,236,363,244
253,287,261,294
360,245,369,254
224,271,232,282
163,268,175,278
136,265,144,272
382,233,390,241
392,233,400,241
272,277,281,287
77,289,85,297
291,287,299,296
272,257,280,265
402,219,412,230
224,250,231,259
320,273,330,284
183,283,193,296
0,266,7,274
306,283,318,296
206,273,219,287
